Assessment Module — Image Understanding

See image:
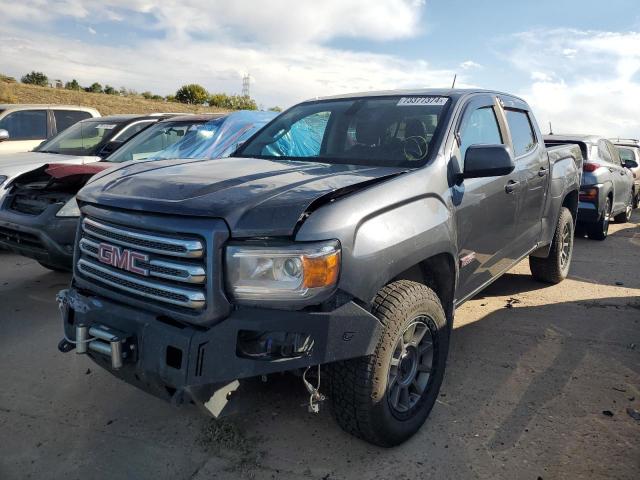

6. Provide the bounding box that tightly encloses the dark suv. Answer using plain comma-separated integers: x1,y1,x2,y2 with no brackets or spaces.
545,134,634,239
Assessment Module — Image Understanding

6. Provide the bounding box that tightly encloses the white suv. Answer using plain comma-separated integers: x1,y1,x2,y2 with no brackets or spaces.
0,105,100,154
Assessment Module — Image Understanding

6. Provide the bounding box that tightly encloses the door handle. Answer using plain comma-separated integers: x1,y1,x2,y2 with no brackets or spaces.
505,180,520,194
538,167,548,177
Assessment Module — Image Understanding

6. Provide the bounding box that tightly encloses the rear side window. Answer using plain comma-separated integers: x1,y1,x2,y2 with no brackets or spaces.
505,109,537,157
597,140,613,163
54,110,92,133
606,141,621,165
459,106,503,159
0,110,47,140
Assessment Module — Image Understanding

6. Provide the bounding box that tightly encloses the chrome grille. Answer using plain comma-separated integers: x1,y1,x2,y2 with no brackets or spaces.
82,217,204,258
77,217,207,309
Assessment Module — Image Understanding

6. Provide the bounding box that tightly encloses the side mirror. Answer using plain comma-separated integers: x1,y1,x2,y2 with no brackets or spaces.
0,129,9,142
623,159,638,169
463,144,515,179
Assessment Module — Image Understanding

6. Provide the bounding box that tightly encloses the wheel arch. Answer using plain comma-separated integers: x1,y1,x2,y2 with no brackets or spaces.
391,252,457,327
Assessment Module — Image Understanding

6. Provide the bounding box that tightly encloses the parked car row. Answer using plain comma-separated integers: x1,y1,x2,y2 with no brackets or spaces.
0,89,637,447
0,110,277,267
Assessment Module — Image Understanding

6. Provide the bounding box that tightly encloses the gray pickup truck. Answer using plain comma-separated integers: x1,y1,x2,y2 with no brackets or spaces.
58,89,582,446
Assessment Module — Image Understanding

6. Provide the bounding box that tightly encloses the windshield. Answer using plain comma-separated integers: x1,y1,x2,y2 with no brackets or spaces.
237,96,449,168
107,119,212,163
148,111,276,161
36,120,124,156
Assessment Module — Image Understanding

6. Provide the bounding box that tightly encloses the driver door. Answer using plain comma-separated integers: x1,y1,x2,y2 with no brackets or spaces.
452,96,520,301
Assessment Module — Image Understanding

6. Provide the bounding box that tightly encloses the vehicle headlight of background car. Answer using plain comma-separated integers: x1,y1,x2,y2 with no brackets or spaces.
56,196,80,217
225,240,340,306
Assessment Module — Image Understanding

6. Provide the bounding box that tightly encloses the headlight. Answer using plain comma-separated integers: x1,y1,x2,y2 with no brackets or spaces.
0,175,7,187
56,196,80,217
226,240,340,305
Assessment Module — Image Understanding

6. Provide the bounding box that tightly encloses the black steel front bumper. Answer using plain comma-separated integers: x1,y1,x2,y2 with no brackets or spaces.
58,288,381,405
0,203,76,269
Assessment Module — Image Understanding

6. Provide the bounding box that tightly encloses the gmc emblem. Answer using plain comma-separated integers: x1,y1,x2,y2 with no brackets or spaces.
97,243,149,276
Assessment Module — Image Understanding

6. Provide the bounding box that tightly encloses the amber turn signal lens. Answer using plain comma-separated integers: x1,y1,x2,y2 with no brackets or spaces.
302,251,341,288
579,188,598,201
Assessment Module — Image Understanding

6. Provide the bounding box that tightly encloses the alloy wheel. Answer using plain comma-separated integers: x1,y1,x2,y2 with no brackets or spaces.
387,317,435,416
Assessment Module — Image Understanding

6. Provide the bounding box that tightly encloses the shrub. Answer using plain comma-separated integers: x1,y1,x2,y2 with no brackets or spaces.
208,93,257,110
21,71,48,87
269,106,282,112
65,79,82,91
86,82,103,93
104,85,118,95
175,84,209,104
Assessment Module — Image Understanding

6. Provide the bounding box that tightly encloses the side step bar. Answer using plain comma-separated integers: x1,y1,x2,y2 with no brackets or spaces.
76,325,126,369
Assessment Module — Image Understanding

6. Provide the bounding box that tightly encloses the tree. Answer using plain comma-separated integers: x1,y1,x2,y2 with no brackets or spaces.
86,82,103,93
269,106,283,112
175,84,208,104
165,94,176,103
208,93,258,110
103,85,117,95
65,79,81,91
21,71,48,87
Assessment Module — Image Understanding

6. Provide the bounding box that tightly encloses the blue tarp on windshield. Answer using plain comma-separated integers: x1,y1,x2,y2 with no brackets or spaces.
150,110,277,160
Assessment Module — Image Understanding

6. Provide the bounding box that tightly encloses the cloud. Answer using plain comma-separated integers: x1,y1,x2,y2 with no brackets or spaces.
0,25,460,109
459,60,482,70
0,0,468,108
0,0,428,43
506,29,640,137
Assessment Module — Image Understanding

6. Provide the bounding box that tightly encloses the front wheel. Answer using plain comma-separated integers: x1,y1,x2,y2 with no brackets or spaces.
529,207,574,284
329,280,449,447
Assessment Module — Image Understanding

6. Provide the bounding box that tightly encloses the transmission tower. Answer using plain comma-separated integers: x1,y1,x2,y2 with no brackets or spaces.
242,74,251,97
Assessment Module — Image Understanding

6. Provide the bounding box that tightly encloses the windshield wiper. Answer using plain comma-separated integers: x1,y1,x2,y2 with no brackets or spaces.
36,150,61,154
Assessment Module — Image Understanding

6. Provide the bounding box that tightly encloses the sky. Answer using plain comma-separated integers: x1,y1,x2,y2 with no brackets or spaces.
2,0,640,136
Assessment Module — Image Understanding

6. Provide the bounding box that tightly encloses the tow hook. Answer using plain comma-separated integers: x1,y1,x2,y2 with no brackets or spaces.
302,365,325,414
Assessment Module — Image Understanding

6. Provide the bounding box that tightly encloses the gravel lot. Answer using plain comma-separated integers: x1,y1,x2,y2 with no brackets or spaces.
1,214,638,480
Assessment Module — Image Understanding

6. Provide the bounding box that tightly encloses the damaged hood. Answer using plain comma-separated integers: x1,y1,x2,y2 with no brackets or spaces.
45,162,114,179
78,157,405,237
0,151,101,186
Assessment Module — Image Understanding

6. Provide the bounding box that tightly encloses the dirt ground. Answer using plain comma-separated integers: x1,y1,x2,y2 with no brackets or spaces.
0,214,638,480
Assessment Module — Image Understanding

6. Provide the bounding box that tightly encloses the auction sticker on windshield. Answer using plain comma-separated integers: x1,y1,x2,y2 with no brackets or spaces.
95,124,117,129
397,97,448,106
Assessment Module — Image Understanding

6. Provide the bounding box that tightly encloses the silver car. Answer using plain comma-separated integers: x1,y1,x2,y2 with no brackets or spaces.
545,134,634,239
612,138,640,208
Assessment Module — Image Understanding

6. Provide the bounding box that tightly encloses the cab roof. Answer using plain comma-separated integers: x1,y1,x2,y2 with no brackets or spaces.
309,88,527,104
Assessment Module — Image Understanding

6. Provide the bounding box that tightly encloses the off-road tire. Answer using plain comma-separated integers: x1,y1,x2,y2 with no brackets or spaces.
529,207,574,284
328,280,449,447
586,197,611,241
